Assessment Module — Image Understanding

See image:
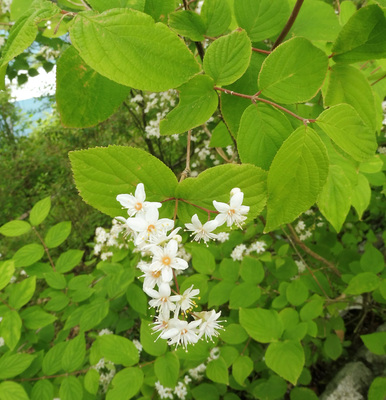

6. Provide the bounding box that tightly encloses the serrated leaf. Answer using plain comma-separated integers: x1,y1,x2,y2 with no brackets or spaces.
190,245,216,275
21,306,57,330
79,299,109,331
44,272,66,290
206,357,229,385
239,308,283,343
208,281,234,307
0,260,15,290
237,104,293,170
232,355,253,386
317,104,377,161
0,353,36,379
29,196,51,226
345,272,380,295
168,10,206,41
42,342,67,375
44,221,71,248
70,8,200,91
106,368,143,400
84,369,100,395
0,382,29,400
351,174,371,219
31,380,54,400
56,249,84,273
265,340,305,385
9,276,36,309
61,334,86,372
0,220,31,237
160,75,218,135
97,334,139,366
220,324,248,345
57,46,130,128
13,243,44,267
254,375,288,400
144,0,175,23
87,0,145,12
0,311,22,351
286,279,309,306
154,352,180,388
265,126,328,232
229,283,261,308
234,0,290,41
201,0,231,37
209,121,233,148
176,163,267,225
240,257,264,284
69,146,178,218
203,30,251,86
10,0,34,20
59,376,83,400
258,37,328,104
332,5,386,63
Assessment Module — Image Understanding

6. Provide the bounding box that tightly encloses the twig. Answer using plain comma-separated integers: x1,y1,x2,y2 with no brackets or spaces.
179,130,192,182
32,226,56,272
252,47,271,55
13,369,89,382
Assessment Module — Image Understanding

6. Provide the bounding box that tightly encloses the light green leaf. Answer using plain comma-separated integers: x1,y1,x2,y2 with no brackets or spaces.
232,355,253,386
0,311,22,351
0,353,36,379
332,5,386,63
0,220,31,237
42,342,67,375
0,382,29,400
201,0,231,37
0,260,15,290
57,46,130,128
324,334,342,360
154,352,180,388
361,332,386,355
31,380,54,400
160,75,218,135
286,279,309,306
106,367,143,400
318,164,352,232
192,383,219,400
345,272,380,295
13,243,44,268
219,258,239,282
21,306,57,330
220,324,248,345
203,30,251,86
368,377,386,400
190,245,216,275
317,104,377,161
237,104,293,170
265,340,305,385
69,146,178,218
206,357,229,385
265,126,328,232
29,196,51,226
300,298,324,321
44,221,71,248
351,174,371,219
229,283,261,308
9,276,36,309
240,257,264,284
59,376,83,400
97,334,139,366
61,334,86,372
126,283,148,315
70,8,200,91
258,37,328,104
87,0,145,12
140,319,167,356
209,121,233,148
324,64,377,131
360,245,385,274
208,281,234,307
56,249,84,273
253,375,288,400
239,308,283,343
144,0,175,23
176,163,267,225
44,272,66,290
84,369,100,395
10,0,34,20
290,387,319,400
339,0,357,26
359,156,383,174
168,10,206,41
79,299,109,331
234,0,290,41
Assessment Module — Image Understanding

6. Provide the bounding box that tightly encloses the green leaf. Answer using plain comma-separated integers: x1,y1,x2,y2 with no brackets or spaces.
9,276,36,309
324,334,342,360
56,249,84,273
168,10,206,41
0,220,31,237
317,164,352,232
290,387,319,400
106,367,143,400
368,377,386,400
286,279,309,306
160,75,218,135
208,281,234,307
220,324,248,345
70,8,200,91
239,308,283,343
351,174,371,219
42,342,67,375
232,355,253,386
79,299,109,331
176,163,267,225
0,260,15,290
44,221,71,248
0,353,36,379
206,357,229,385
258,37,328,104
59,376,83,400
237,104,293,170
229,283,261,308
44,272,66,290
209,121,233,148
323,64,377,131
203,30,251,86
21,306,56,329
0,311,22,351
69,146,178,218
361,245,385,274
234,0,290,41
29,196,51,226
97,334,139,366
31,380,54,400
345,272,380,295
332,5,386,63
0,382,29,400
10,0,34,20
144,0,175,23
13,243,44,268
265,126,328,232
240,257,264,284
201,0,231,37
126,283,148,315
84,369,100,395
253,375,288,400
61,334,86,372
87,0,145,12
0,1,59,89
300,298,324,321
190,245,216,275
154,352,180,388
265,340,305,385
140,319,167,356
57,46,131,128
192,383,219,400
219,258,239,282
361,332,386,355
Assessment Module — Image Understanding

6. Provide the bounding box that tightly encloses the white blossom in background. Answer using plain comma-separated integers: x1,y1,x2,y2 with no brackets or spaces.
98,329,113,336
189,363,206,380
174,382,188,400
217,232,230,243
132,339,142,354
247,240,266,255
295,220,306,234
0,337,4,347
155,381,174,399
295,260,306,274
100,252,113,261
378,146,386,154
299,230,312,241
208,347,220,361
231,244,247,261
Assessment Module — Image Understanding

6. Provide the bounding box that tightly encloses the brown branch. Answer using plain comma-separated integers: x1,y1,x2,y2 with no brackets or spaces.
32,227,56,272
252,47,271,55
13,369,89,382
272,0,305,49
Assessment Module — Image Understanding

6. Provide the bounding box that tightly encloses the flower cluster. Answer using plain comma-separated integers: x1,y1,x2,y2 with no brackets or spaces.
230,240,267,261
115,183,249,349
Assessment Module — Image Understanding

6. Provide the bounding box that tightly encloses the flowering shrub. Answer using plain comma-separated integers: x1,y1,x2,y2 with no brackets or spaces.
1,0,386,399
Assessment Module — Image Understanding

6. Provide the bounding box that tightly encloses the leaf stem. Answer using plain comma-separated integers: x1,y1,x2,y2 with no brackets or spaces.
13,369,89,382
252,47,271,55
32,226,56,272
272,0,305,49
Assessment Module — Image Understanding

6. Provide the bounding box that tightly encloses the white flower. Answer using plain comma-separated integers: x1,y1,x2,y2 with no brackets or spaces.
299,230,312,241
217,232,230,243
116,183,161,217
295,260,306,274
132,339,142,354
247,240,266,255
208,347,220,361
155,381,173,399
0,337,4,347
138,262,164,290
195,310,224,341
183,375,192,384
174,382,188,400
100,252,113,261
161,318,202,349
213,190,249,228
185,214,218,243
95,227,108,244
189,363,206,380
99,329,113,336
231,244,247,261
144,283,181,319
94,243,102,255
175,285,200,315
295,220,306,233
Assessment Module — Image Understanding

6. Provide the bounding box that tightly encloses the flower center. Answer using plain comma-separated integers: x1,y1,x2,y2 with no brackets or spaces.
135,202,142,211
181,328,188,335
162,256,171,266
228,209,236,215
147,224,155,232
160,296,168,303
152,270,161,278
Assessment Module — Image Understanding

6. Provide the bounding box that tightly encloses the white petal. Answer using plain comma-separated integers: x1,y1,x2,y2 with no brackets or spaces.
213,200,229,213
135,183,146,202
230,191,244,208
